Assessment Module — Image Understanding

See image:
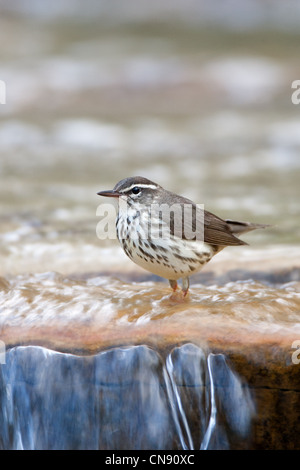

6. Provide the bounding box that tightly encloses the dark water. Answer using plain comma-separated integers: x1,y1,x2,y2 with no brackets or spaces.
0,343,254,450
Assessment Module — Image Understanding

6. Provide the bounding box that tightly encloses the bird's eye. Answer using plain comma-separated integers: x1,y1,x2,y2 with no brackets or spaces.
131,187,141,195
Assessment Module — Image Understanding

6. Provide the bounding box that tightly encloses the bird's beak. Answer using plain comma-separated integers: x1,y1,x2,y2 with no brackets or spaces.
97,190,121,198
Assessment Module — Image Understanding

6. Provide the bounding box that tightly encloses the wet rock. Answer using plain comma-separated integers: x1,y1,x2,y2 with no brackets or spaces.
0,269,299,449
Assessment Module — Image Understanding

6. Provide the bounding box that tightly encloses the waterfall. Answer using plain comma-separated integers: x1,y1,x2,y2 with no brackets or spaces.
0,343,255,450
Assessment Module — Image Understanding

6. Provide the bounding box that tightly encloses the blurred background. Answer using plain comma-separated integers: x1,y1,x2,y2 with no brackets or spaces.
0,0,299,276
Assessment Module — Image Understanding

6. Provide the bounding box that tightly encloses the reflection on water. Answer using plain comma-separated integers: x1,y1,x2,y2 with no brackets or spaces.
0,344,254,450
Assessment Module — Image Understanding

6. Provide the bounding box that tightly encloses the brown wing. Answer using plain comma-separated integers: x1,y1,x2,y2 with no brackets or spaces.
203,211,247,246
163,190,246,246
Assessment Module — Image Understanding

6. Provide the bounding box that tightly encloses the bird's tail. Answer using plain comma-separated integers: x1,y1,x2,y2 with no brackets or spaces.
226,219,271,236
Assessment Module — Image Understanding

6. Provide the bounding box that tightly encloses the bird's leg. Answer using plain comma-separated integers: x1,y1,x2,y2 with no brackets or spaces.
169,279,178,292
182,277,190,296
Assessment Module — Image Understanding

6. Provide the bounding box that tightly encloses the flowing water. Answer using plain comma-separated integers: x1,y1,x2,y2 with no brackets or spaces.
0,344,255,450
0,0,300,449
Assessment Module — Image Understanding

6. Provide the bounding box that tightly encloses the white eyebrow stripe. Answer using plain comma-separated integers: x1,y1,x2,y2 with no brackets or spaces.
120,183,158,192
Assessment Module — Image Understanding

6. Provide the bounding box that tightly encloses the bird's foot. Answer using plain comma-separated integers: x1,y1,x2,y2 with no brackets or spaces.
169,279,178,292
169,279,190,301
182,277,190,297
182,288,189,298
169,277,189,302
169,290,187,302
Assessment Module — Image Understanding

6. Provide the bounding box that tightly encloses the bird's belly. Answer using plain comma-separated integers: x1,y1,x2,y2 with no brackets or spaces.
120,237,215,280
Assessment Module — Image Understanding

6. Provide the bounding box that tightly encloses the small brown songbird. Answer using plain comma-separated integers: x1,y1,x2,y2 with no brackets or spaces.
97,176,269,295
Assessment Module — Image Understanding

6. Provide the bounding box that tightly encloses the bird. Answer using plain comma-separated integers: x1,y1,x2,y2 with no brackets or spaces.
97,176,269,296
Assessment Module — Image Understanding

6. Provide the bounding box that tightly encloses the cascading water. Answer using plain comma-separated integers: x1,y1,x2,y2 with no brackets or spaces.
0,343,255,450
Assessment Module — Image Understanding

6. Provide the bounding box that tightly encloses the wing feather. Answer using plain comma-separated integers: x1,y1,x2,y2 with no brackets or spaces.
160,191,268,246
